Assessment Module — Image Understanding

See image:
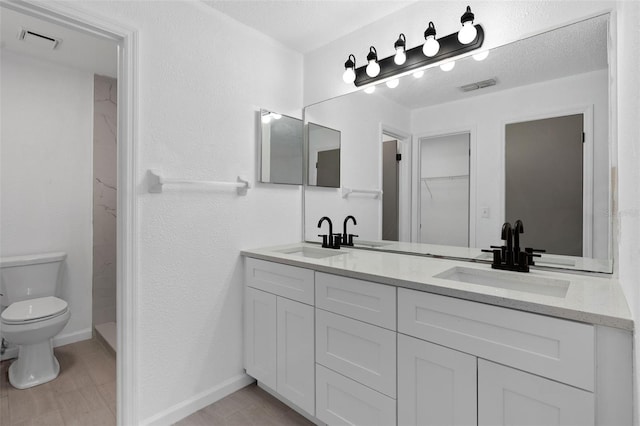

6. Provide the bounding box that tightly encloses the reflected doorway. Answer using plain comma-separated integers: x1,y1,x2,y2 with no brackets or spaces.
419,133,470,246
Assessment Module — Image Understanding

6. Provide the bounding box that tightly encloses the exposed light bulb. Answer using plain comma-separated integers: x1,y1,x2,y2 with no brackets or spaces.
366,60,380,77
386,79,399,89
342,54,356,84
473,50,489,61
440,61,455,72
364,86,376,94
458,6,477,44
366,46,380,77
458,21,477,44
422,21,439,57
413,70,425,78
261,115,272,124
393,33,407,65
422,36,439,57
272,113,282,120
342,68,356,84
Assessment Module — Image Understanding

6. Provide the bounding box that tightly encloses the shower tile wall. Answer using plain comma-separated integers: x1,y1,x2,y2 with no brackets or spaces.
93,75,117,327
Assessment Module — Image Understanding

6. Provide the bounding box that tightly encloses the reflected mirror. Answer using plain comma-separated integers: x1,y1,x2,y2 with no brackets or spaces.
307,122,341,188
260,109,303,185
303,14,612,273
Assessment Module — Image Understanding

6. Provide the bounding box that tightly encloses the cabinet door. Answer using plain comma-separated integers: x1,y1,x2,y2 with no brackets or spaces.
277,297,315,415
245,287,277,390
316,364,396,426
478,360,594,426
398,334,477,426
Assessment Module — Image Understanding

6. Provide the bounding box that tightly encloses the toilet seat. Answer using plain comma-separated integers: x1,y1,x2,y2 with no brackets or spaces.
1,296,68,324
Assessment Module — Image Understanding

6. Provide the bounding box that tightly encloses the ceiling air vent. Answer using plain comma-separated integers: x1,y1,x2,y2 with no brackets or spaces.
17,28,61,50
459,78,497,92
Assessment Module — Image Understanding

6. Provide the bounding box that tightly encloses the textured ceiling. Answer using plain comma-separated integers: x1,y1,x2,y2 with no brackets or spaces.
0,6,118,77
203,0,417,53
370,14,609,109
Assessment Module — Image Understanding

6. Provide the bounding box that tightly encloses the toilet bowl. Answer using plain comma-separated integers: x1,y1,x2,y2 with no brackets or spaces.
0,252,70,389
1,296,70,389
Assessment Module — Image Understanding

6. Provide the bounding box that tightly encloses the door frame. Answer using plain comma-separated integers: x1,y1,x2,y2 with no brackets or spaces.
413,127,477,246
500,105,594,257
379,124,411,241
2,1,140,424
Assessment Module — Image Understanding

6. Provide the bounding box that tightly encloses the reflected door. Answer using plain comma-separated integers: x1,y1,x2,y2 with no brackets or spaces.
419,133,470,246
382,140,399,241
505,114,583,256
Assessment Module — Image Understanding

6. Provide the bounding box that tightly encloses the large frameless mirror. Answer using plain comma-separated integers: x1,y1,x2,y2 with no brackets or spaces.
303,14,612,273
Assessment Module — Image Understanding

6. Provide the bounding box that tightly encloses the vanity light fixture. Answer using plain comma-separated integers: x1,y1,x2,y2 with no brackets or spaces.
386,79,399,88
342,54,356,84
341,5,484,87
366,46,380,77
440,61,456,71
457,6,478,44
394,33,407,65
364,86,376,94
422,22,440,57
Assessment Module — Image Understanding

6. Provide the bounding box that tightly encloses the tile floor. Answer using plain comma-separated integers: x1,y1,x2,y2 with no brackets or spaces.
174,383,314,426
1,338,116,426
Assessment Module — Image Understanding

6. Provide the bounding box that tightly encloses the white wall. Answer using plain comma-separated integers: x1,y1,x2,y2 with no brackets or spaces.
0,50,94,342
412,70,609,256
304,0,639,420
305,90,410,241
65,1,304,423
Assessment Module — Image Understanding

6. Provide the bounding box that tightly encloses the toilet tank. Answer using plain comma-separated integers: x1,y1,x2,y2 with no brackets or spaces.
0,252,67,307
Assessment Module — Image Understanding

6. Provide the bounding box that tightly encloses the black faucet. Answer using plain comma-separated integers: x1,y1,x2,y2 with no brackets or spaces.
482,220,544,272
318,217,340,249
342,215,358,246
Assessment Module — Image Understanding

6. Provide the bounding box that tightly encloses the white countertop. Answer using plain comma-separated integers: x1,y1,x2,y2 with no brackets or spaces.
242,242,633,331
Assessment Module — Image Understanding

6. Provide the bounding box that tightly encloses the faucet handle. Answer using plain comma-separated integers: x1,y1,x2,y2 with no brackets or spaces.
482,249,502,266
523,249,543,266
347,234,359,246
317,234,329,248
525,247,546,253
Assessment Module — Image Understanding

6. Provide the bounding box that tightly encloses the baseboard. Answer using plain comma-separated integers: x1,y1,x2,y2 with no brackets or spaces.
54,327,93,347
141,373,255,426
1,328,93,361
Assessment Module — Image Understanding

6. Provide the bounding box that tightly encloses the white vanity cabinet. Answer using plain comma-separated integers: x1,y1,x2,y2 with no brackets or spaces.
397,288,597,426
243,255,632,426
244,259,315,415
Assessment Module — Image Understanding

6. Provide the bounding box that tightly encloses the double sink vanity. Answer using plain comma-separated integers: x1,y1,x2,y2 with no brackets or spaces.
241,243,632,426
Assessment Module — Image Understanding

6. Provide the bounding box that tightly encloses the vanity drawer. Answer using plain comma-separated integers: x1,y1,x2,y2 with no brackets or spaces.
316,309,396,398
245,258,314,305
316,364,396,426
398,288,594,391
315,272,396,330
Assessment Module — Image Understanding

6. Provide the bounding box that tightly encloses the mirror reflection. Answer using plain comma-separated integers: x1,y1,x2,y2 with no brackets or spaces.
260,110,303,185
307,122,341,188
303,14,611,273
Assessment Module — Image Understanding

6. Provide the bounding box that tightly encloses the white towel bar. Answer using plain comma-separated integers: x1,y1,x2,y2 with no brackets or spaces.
148,170,250,195
341,187,382,199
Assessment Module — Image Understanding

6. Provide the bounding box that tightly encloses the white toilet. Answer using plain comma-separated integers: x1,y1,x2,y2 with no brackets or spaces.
0,252,71,389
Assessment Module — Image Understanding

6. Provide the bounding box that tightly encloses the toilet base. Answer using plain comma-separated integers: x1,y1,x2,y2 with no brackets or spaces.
8,340,60,389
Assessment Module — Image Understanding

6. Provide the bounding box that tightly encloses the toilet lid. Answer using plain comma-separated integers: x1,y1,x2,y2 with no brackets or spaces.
1,296,68,324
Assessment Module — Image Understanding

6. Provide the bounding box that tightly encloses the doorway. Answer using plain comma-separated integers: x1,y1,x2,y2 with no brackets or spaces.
418,133,470,246
0,1,137,424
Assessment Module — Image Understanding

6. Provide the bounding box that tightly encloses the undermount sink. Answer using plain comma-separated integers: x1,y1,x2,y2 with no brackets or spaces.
434,266,570,298
276,246,345,259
